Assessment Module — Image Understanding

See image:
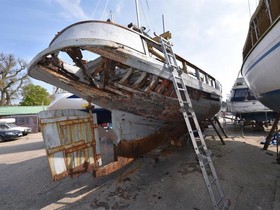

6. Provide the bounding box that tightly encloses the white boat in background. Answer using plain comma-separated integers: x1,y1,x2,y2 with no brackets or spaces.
227,77,276,126
48,89,93,110
28,17,222,157
48,89,112,125
241,0,280,112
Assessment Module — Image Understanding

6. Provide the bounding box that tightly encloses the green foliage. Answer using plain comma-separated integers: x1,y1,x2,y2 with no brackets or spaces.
20,84,51,106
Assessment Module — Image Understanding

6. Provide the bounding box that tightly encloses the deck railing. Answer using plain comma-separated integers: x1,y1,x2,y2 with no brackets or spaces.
243,0,280,59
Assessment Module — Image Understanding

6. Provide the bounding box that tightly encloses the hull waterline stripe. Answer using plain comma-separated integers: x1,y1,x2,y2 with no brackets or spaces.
262,88,280,97
244,40,280,76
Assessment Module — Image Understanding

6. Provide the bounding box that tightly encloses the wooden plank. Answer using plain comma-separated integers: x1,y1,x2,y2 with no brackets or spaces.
152,31,172,42
93,157,134,177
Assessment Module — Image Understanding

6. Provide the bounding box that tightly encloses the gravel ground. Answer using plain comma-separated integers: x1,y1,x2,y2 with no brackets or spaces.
0,124,280,210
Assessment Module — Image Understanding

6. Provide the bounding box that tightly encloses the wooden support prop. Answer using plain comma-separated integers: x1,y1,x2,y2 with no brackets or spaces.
208,118,226,145
93,157,134,177
213,116,228,138
263,113,280,150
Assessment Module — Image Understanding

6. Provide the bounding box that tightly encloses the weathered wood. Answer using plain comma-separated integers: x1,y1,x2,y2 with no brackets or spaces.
152,31,172,43
119,67,133,85
93,157,134,177
208,118,226,145
263,113,280,150
132,71,148,89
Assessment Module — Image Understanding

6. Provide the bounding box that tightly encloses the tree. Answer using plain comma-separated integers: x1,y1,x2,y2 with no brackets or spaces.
0,53,30,106
20,84,51,106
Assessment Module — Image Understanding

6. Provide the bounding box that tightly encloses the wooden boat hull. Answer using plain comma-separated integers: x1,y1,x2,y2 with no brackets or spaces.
28,20,222,148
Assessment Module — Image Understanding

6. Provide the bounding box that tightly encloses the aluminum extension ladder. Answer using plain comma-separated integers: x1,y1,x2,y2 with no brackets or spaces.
160,37,229,210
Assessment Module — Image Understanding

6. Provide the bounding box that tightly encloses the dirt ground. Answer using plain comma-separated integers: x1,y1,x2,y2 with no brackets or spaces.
0,123,280,210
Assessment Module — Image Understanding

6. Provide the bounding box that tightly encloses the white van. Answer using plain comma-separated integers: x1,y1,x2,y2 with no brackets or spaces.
0,118,32,136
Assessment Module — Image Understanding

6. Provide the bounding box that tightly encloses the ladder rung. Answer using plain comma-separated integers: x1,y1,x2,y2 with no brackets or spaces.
204,161,210,166
160,37,227,210
197,154,209,165
197,144,204,149
181,100,191,105
216,195,224,205
210,177,217,185
182,107,191,112
174,76,183,80
165,47,172,51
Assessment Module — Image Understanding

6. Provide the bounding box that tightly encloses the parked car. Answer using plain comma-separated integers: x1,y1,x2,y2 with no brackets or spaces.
0,118,32,136
0,129,22,142
0,122,32,136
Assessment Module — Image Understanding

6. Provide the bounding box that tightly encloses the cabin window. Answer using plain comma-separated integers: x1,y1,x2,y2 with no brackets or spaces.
0,124,8,129
232,88,248,101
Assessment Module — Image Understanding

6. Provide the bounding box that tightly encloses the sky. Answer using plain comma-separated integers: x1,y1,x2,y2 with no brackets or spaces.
0,0,259,100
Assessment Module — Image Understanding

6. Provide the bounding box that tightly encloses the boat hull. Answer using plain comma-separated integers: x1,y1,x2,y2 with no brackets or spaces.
28,20,223,157
28,20,222,123
228,100,276,121
228,77,276,122
242,18,280,112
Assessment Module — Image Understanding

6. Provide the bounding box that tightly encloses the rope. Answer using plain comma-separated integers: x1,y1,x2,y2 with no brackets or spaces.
141,0,156,34
101,0,110,20
247,0,252,18
90,0,101,19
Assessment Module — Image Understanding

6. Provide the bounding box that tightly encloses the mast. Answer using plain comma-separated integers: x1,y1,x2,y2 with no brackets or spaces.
162,14,166,33
135,0,141,27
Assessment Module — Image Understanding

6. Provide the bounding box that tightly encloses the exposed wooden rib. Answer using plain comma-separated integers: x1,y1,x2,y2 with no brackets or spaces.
113,82,142,94
85,57,105,76
144,75,158,92
155,79,169,94
38,64,110,97
132,71,148,89
100,59,111,88
105,84,132,97
119,67,133,85
64,47,94,86
92,64,105,77
164,82,175,96
43,56,80,82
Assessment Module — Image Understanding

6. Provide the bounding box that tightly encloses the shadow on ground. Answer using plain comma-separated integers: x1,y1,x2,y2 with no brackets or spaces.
1,125,280,210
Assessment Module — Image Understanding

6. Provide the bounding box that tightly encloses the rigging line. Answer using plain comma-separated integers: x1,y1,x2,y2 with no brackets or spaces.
101,0,110,20
145,0,150,11
143,0,150,28
142,0,155,33
247,0,252,18
90,0,102,19
145,0,156,34
139,1,148,27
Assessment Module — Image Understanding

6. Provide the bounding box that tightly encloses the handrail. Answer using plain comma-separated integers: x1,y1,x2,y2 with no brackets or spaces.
243,0,280,59
144,37,222,91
